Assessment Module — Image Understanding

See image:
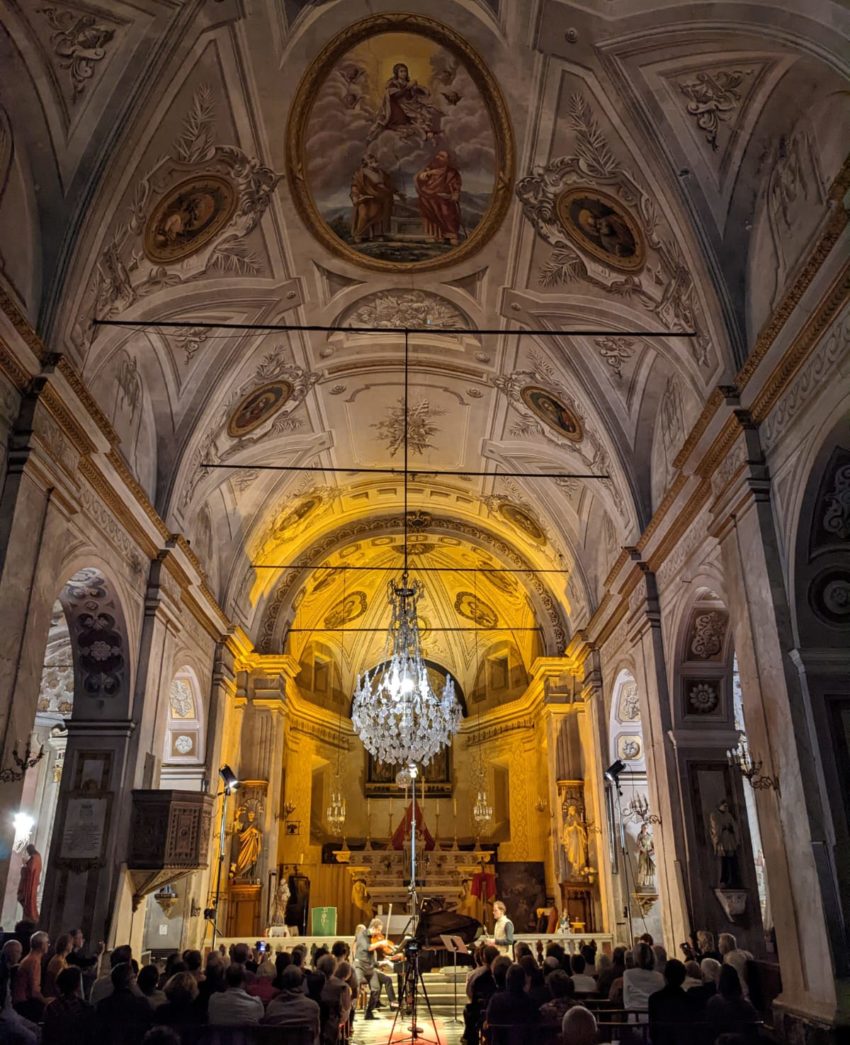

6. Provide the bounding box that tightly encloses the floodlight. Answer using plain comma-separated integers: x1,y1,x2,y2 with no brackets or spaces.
219,764,239,793
604,759,625,785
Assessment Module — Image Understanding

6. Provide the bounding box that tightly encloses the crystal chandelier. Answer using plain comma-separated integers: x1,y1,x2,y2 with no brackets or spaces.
473,775,493,827
351,579,461,767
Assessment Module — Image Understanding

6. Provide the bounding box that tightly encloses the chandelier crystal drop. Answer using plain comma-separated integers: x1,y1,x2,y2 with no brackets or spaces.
351,579,461,768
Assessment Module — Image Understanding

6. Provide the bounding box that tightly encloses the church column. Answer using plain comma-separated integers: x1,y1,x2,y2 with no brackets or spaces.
709,417,846,1026
0,387,82,907
627,565,691,950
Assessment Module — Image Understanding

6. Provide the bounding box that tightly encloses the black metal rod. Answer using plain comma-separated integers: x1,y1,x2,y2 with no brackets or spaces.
251,563,570,574
201,462,608,479
94,318,696,337
284,626,543,633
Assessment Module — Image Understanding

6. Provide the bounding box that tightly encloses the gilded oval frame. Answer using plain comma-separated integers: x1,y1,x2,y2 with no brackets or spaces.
555,186,645,273
144,174,238,264
285,13,514,273
227,380,293,438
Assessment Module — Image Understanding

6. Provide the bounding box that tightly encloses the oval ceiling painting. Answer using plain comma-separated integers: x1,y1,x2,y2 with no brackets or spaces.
286,14,514,272
144,175,238,264
227,380,293,438
520,385,584,443
555,187,645,272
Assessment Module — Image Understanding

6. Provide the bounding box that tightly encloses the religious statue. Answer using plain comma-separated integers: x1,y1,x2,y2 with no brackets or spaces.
269,879,290,926
17,844,42,924
351,877,372,919
709,799,740,887
636,822,656,890
562,804,588,878
233,806,262,880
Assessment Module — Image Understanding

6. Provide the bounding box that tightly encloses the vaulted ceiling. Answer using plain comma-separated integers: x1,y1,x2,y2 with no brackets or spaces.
1,0,847,689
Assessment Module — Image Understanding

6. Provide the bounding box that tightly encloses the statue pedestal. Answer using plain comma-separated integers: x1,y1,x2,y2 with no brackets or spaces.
228,883,261,937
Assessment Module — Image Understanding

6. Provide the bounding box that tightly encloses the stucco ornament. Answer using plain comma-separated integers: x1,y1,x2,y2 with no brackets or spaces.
344,289,469,330
823,463,850,540
73,84,282,351
515,93,711,367
690,611,726,659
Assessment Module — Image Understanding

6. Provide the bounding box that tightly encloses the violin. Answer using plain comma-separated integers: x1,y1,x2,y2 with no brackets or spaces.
369,931,403,960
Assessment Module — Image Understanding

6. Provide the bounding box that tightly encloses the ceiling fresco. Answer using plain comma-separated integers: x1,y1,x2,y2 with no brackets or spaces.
0,0,847,696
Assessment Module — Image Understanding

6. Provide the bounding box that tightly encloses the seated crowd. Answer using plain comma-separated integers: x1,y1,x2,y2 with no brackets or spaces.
0,923,762,1045
462,930,761,1045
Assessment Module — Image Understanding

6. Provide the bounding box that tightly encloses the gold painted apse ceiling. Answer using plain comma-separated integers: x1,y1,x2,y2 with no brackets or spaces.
1,0,848,706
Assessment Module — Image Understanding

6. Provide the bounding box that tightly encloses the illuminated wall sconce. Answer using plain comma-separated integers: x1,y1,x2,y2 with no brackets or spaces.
727,732,779,793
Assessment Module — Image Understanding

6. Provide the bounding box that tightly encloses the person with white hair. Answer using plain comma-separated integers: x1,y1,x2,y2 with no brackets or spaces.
719,932,753,998
562,1004,598,1045
687,956,722,1015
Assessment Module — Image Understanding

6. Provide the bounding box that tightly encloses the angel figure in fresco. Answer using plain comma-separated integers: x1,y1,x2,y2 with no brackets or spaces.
367,63,443,143
233,806,262,880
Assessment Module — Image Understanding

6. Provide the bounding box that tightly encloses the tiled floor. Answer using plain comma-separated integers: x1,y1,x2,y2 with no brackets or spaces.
349,1011,465,1045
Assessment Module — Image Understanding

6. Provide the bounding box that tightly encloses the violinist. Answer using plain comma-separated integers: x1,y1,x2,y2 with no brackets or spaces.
367,918,400,1011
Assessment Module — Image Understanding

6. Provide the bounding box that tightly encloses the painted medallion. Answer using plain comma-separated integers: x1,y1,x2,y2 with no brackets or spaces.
520,385,584,442
227,380,293,438
286,14,513,271
324,591,368,630
497,502,546,545
555,187,645,272
144,175,238,263
454,590,498,628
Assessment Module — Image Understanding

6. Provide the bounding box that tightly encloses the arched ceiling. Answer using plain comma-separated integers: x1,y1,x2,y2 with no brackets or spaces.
1,0,847,679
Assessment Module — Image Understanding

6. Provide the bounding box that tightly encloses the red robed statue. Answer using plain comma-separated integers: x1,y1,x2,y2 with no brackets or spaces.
17,844,42,924
391,801,436,851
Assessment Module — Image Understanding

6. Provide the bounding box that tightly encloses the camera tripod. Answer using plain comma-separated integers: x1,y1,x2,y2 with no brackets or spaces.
387,948,441,1045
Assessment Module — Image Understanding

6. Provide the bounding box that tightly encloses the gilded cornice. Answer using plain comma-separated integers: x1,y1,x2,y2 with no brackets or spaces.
57,357,120,447
106,450,170,541
635,472,691,553
77,456,159,559
749,261,850,425
39,382,97,456
0,286,47,365
0,336,32,391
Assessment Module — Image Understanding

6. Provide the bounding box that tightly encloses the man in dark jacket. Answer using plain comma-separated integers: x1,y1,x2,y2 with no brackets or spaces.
95,964,153,1045
648,958,691,1045
263,966,320,1042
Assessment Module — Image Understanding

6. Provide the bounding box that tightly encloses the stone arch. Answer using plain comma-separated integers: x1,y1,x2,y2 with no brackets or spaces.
57,566,133,719
789,414,850,951
609,668,646,773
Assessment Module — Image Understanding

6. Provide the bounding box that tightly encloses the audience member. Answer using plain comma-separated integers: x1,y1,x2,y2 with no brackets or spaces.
44,933,73,998
568,953,597,992
647,958,690,1045
561,1005,598,1045
42,967,93,1045
246,958,279,1005
1,939,23,1008
538,969,578,1026
90,945,134,1005
66,930,103,976
622,941,663,1013
688,957,721,1015
652,944,668,975
519,954,549,1008
683,959,702,990
12,930,49,1020
181,950,204,984
485,962,539,1039
153,971,200,1027
705,965,759,1043
228,943,256,985
696,929,722,962
95,963,153,1045
137,964,167,1008
196,955,225,1017
141,1028,181,1045
719,932,753,997
579,944,597,975
263,965,320,1039
597,946,625,996
207,963,264,1025
318,955,351,1045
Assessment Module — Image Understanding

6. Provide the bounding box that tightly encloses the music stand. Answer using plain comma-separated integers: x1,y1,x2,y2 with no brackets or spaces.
440,935,468,1024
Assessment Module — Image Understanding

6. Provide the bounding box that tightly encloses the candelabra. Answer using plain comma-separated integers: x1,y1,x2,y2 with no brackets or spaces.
727,732,779,792
0,738,45,783
622,792,662,826
326,787,346,834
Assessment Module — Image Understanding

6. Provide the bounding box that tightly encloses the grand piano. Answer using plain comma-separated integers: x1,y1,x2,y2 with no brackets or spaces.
414,905,484,969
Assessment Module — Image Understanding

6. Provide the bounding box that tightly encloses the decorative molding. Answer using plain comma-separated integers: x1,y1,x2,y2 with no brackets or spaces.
677,69,753,151
595,336,636,379
341,290,470,331
516,93,711,367
38,5,117,97
465,717,535,747
257,512,568,653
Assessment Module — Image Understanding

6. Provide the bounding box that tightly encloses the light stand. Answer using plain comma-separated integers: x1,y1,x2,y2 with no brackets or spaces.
388,766,442,1045
604,761,647,943
208,765,239,949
